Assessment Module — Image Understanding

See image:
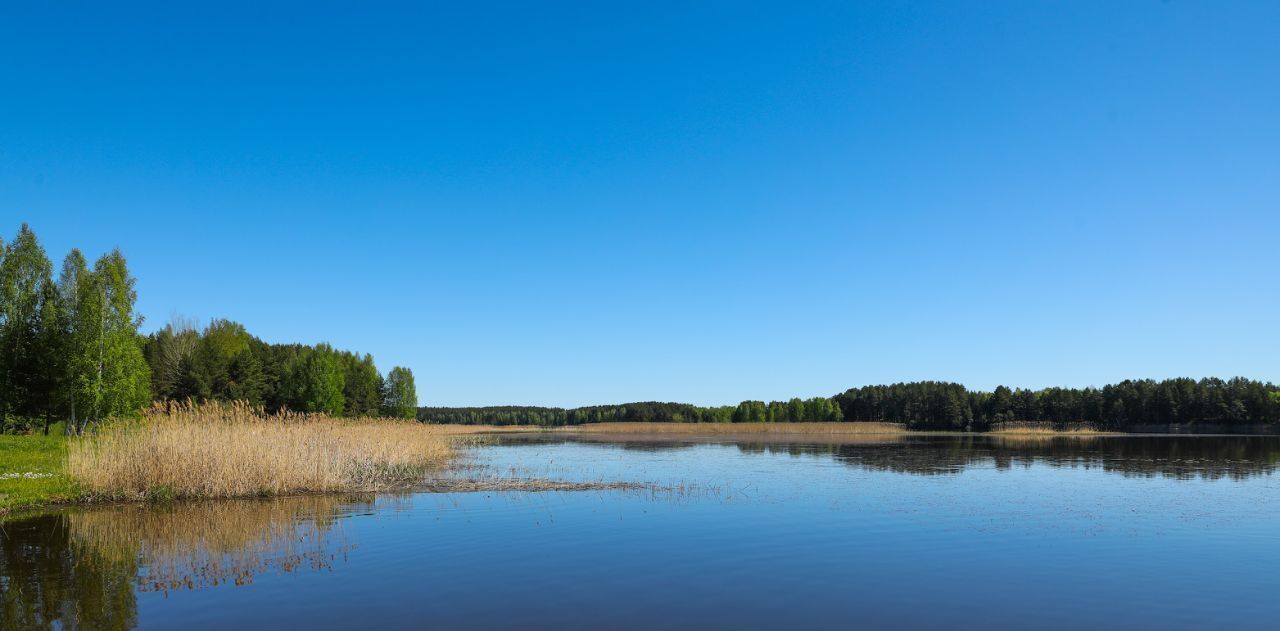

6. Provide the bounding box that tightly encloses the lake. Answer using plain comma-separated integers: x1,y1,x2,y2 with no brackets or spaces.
4,434,1279,629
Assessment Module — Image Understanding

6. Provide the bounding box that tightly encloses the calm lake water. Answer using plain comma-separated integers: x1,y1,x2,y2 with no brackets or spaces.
4,434,1280,630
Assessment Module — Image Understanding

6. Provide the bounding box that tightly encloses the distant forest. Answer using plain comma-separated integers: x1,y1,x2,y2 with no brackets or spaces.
420,378,1280,431
7,222,1277,435
0,223,418,434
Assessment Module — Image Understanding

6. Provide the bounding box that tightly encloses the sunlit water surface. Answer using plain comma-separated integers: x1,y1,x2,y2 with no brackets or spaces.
3,434,1279,629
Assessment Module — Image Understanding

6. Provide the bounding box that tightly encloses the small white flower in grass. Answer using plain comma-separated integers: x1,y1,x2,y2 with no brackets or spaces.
0,472,54,480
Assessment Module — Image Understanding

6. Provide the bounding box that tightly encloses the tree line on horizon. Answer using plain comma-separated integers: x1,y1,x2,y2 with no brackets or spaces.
7,222,1277,434
418,397,845,426
420,378,1280,431
0,223,417,434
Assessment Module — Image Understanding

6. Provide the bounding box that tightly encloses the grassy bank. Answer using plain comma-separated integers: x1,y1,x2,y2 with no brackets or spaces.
0,434,80,513
1,403,468,514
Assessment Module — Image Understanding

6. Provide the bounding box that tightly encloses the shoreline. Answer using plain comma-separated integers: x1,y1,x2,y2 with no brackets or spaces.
0,476,675,522
5,422,1278,517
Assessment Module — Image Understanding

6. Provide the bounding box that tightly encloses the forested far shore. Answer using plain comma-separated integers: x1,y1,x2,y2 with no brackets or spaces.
0,223,418,434
7,224,1279,436
419,377,1280,432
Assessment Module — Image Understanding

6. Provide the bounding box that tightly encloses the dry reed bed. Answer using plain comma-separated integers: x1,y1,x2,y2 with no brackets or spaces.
562,421,909,435
67,402,456,500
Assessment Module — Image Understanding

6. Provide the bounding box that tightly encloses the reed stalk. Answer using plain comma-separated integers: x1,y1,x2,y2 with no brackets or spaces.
67,401,455,500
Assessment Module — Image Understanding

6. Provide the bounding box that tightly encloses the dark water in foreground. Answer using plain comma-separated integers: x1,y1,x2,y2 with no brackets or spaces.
3,434,1280,630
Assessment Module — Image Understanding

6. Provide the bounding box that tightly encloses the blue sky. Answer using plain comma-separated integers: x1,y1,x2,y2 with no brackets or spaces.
2,2,1277,406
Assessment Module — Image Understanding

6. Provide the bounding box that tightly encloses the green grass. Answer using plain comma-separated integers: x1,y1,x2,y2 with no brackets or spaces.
0,432,82,514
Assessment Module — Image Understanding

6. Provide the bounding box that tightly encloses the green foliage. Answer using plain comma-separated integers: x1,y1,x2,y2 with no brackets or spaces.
382,366,417,419
285,344,346,415
71,249,151,429
732,400,768,423
423,379,1280,430
144,316,199,400
57,249,94,429
833,381,973,430
419,401,731,425
0,224,58,431
833,378,1280,431
3,224,416,434
768,397,841,422
143,319,395,419
49,244,153,432
187,319,265,404
343,353,383,416
4,223,1280,435
0,225,411,427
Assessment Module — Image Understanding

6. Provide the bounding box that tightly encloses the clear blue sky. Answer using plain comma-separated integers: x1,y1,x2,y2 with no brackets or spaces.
3,2,1277,407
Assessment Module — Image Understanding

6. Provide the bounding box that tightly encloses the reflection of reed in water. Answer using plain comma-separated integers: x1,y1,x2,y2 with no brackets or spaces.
984,434,1106,444
67,495,366,593
747,436,1280,480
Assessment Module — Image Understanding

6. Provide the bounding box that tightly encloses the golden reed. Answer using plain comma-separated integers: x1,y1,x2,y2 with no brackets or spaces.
67,401,455,500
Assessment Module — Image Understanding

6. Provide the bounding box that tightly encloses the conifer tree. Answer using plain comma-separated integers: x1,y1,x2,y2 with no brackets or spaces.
0,224,56,430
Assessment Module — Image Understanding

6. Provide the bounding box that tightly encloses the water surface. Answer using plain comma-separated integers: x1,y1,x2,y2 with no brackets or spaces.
3,435,1279,629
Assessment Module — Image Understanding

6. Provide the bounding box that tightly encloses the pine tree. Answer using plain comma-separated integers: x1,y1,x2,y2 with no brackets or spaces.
988,385,1014,423
0,224,56,431
145,316,200,401
34,279,65,433
343,353,383,416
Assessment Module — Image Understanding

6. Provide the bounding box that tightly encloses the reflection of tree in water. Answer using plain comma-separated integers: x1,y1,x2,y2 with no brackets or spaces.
1,494,371,629
1,512,137,631
533,433,1280,479
496,434,699,453
565,434,905,453
736,436,1280,480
